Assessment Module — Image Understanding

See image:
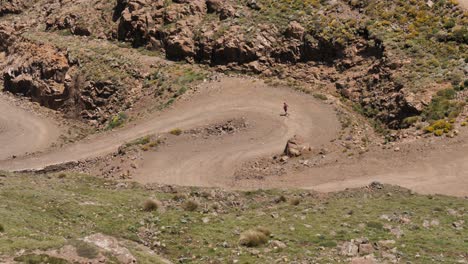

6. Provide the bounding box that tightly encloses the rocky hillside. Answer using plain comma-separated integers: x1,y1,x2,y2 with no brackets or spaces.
0,171,466,263
0,0,467,131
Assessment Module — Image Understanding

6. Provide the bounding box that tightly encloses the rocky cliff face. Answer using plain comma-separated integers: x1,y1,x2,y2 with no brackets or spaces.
2,38,72,109
0,0,465,129
0,0,25,16
111,0,419,128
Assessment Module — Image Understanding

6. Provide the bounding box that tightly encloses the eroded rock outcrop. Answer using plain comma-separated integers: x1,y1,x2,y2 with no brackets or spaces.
109,0,422,128
0,0,25,16
3,41,72,108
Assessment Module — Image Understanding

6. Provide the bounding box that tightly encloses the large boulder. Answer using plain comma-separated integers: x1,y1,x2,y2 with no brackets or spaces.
283,135,311,157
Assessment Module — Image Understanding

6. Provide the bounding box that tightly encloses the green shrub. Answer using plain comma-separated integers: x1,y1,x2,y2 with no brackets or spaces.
424,119,453,135
431,119,453,130
106,112,128,130
423,126,435,133
313,93,327,100
170,128,182,136
434,129,444,136
0,224,4,232
319,241,337,247
423,89,464,121
461,122,467,127
125,136,151,147
366,221,383,230
402,116,420,127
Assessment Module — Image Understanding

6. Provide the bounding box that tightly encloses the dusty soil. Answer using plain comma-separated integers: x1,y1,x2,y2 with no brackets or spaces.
460,0,468,9
0,93,62,160
0,77,339,174
0,77,468,197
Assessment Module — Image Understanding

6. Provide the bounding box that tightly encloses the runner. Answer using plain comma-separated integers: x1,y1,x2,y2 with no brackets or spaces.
283,102,289,116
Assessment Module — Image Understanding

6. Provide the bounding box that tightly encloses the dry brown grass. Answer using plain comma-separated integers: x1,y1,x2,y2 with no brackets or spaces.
290,198,301,206
183,200,199,211
143,198,161,212
239,227,271,247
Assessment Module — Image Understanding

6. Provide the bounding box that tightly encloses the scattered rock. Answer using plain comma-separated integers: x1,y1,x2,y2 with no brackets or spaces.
452,220,464,230
358,243,374,255
339,241,359,257
270,240,287,249
83,234,137,264
351,255,378,264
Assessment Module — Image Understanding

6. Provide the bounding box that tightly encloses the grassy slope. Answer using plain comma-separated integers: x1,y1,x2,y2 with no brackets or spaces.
0,172,466,263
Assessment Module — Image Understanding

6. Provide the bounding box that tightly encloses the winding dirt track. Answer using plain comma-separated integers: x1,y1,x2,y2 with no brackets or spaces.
0,78,467,197
0,78,339,173
0,96,61,160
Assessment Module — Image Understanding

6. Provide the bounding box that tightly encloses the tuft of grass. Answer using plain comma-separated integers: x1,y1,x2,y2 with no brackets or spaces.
125,136,151,148
434,129,444,137
423,89,464,122
423,126,435,134
319,241,337,248
183,200,199,211
254,226,271,237
313,93,328,100
106,112,128,130
290,198,301,206
366,221,384,230
402,116,420,127
423,119,454,136
239,227,271,247
143,199,161,212
169,128,182,136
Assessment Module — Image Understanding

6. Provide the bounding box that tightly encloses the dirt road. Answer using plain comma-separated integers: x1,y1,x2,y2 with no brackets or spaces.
0,78,339,174
0,95,61,160
1,77,467,197
459,0,468,9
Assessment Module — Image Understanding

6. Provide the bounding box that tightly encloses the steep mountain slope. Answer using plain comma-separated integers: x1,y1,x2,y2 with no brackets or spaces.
0,0,466,131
